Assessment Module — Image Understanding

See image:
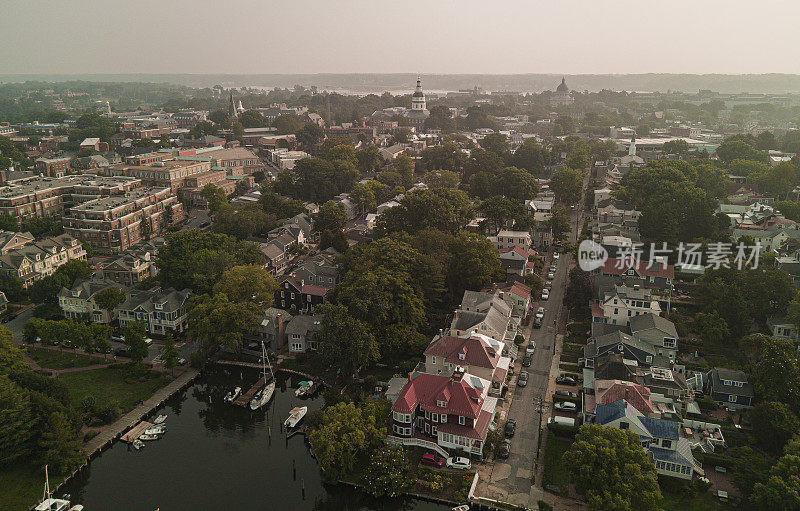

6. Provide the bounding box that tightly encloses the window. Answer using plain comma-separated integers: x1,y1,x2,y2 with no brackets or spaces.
728,394,737,403
459,416,465,425
458,353,465,360
620,422,629,430
432,413,438,423
645,356,652,363
431,356,437,364
440,414,446,423
291,342,302,352
661,439,672,449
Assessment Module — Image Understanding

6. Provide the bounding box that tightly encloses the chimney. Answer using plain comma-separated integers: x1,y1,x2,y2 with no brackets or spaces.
439,329,443,338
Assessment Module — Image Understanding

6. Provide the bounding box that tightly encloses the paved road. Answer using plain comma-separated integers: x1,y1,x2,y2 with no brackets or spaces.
484,202,586,504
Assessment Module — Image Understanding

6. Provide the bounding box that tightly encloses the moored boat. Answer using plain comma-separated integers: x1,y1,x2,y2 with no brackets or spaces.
250,342,276,410
295,381,314,397
284,406,307,429
153,414,167,424
224,386,242,403
139,434,160,441
35,466,73,511
132,439,145,450
144,426,166,435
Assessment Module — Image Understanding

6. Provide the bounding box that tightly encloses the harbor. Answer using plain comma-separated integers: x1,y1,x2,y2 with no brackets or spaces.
58,365,451,511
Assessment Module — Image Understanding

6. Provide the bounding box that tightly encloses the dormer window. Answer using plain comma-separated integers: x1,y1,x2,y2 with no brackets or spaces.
458,416,465,425
437,400,447,408
458,353,465,360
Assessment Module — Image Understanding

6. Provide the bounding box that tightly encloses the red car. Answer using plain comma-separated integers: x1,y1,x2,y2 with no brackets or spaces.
421,453,445,467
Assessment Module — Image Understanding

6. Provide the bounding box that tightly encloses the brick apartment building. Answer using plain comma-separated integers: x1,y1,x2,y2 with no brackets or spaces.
63,187,184,253
0,175,141,221
34,157,71,178
105,160,213,193
207,147,265,176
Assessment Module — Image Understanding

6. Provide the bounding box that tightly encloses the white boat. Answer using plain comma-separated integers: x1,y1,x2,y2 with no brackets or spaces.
284,406,307,429
153,414,167,424
224,386,242,403
144,426,165,435
295,381,314,397
250,342,276,410
132,439,145,450
139,434,160,441
452,506,470,511
68,506,84,511
35,466,72,511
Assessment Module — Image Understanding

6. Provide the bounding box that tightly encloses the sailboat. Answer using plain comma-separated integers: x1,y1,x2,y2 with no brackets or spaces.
35,465,80,511
250,342,275,410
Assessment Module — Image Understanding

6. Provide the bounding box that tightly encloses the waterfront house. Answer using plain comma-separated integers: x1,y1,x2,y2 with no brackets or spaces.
117,287,190,335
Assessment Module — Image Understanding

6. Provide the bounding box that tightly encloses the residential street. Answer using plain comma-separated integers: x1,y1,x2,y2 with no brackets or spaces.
477,198,586,509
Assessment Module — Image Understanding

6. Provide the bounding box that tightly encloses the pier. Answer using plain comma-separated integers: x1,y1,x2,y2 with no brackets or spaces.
233,374,269,407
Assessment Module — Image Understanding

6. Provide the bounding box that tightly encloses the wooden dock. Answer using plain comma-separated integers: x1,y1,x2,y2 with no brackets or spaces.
121,420,154,443
233,375,268,407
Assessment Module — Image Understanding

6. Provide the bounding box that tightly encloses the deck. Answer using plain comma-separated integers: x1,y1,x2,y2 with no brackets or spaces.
121,421,154,443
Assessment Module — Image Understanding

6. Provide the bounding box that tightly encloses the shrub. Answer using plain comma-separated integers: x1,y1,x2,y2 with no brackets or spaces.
547,423,579,437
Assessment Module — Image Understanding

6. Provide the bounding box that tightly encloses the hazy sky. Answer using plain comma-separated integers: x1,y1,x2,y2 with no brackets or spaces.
2,0,800,75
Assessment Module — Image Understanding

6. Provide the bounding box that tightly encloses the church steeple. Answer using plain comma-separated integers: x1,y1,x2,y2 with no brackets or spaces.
228,92,238,119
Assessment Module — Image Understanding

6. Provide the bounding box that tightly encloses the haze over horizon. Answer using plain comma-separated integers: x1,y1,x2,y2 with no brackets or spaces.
3,0,800,76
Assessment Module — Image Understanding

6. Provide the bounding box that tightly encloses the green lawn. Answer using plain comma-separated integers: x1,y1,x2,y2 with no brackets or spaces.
541,432,572,493
26,346,107,370
661,491,735,511
0,463,45,511
57,365,171,412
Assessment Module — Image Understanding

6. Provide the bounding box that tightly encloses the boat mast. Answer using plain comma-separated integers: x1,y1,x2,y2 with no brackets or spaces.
43,465,50,503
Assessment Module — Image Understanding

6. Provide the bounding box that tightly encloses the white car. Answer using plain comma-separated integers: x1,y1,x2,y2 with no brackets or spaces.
552,253,559,260
526,341,536,354
554,401,577,411
547,272,555,280
447,456,471,470
535,307,545,320
541,289,550,300
144,338,153,345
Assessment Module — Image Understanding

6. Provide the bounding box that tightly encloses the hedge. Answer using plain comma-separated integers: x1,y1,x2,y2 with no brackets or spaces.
547,422,579,437
694,452,736,469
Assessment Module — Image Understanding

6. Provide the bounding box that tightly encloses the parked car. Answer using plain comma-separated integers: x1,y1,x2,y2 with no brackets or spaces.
541,289,550,300
535,307,545,320
421,453,445,467
144,338,153,345
522,354,532,367
544,281,552,290
446,457,471,470
547,416,576,426
547,272,555,280
554,401,577,411
111,335,125,342
533,318,542,329
505,419,517,437
517,371,529,387
498,439,511,459
552,253,559,260
526,341,536,354
555,390,578,398
556,375,576,386
178,357,187,365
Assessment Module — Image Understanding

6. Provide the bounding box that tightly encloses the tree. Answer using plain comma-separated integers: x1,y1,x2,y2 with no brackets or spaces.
491,166,539,201
38,411,84,474
308,400,387,480
212,265,278,306
213,204,276,240
752,337,800,411
393,154,415,188
693,311,730,343
564,267,592,309
350,180,391,214
750,402,800,454
272,114,304,135
717,139,768,164
480,196,525,233
208,109,229,125
188,293,261,352
375,188,473,236
93,286,126,318
481,133,510,161
752,452,800,510
420,142,465,172
513,138,548,174
201,184,228,214
318,303,379,374
566,147,589,170
315,201,347,234
0,272,24,302
446,232,505,298
122,321,149,363
0,375,34,466
293,157,359,203
295,123,324,149
361,445,413,497
550,168,585,205
423,169,460,189
156,230,265,293
355,145,384,174
465,148,504,180
662,139,690,154
0,215,17,231
319,229,348,253
563,425,661,511
548,207,571,243
20,217,63,238
234,179,250,196
424,105,456,133
160,333,179,376
238,110,267,128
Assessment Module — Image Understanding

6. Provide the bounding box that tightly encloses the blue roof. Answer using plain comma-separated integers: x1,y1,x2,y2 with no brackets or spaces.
595,400,627,424
649,446,693,466
639,417,679,440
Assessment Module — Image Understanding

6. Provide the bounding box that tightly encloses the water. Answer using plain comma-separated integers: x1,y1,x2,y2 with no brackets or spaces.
62,366,449,511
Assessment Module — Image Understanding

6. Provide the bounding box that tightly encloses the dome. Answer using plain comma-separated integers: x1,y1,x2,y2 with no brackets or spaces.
556,77,569,92
412,91,425,98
